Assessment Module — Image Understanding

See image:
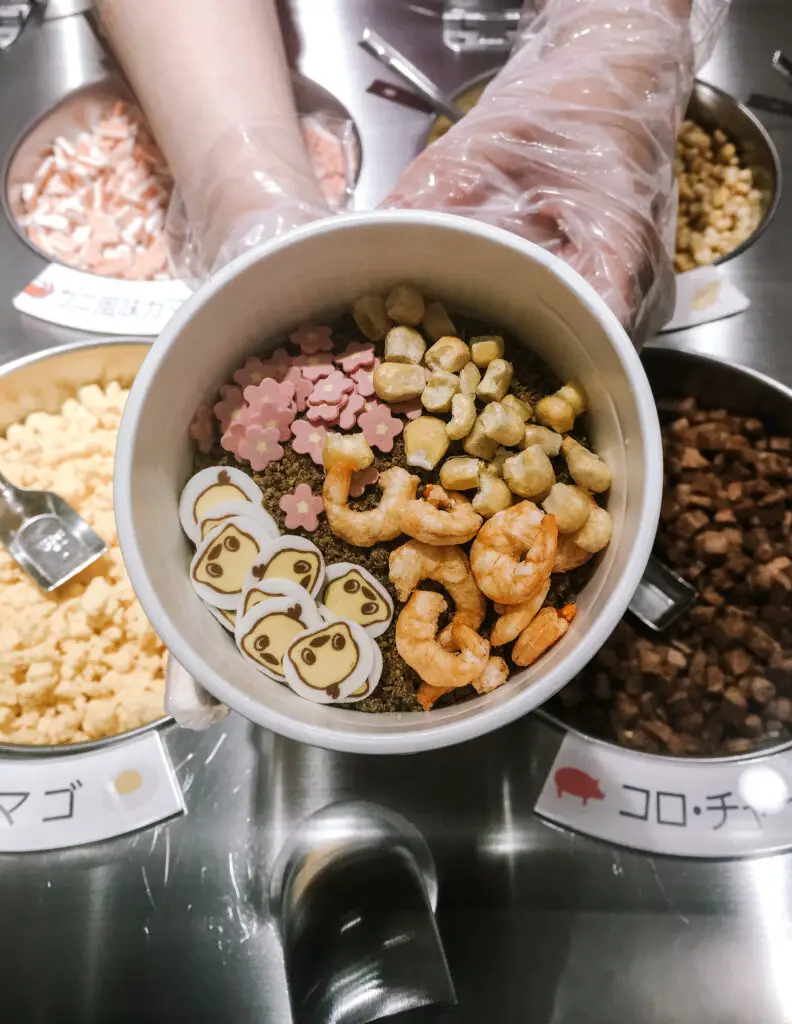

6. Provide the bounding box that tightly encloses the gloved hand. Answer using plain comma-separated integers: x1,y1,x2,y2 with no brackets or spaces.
384,0,731,344
95,0,331,281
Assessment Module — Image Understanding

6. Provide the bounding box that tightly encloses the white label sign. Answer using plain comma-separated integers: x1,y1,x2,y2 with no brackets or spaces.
13,263,192,336
0,731,184,852
536,731,792,858
660,264,749,333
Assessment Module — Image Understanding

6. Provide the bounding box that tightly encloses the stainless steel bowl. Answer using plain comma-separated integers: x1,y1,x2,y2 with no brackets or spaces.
3,73,361,271
425,76,781,266
539,345,792,764
0,338,171,758
687,80,781,264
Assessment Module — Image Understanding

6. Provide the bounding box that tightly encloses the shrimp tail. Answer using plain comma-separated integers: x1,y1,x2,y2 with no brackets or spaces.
512,606,570,667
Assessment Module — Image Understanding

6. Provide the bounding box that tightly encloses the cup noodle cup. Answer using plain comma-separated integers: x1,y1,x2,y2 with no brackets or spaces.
115,211,662,755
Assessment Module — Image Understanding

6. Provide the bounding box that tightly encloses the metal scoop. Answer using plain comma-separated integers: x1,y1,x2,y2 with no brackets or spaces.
0,470,107,591
628,554,697,633
359,27,464,123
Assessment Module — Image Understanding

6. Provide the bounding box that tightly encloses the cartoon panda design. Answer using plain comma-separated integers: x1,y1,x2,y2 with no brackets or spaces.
283,619,374,704
320,563,393,637
235,593,323,681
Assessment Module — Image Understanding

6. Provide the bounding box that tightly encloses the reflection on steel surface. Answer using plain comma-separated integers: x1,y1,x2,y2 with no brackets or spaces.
271,802,455,1024
0,2,31,50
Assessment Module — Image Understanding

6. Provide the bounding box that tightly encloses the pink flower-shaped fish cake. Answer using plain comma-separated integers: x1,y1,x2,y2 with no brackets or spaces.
350,364,377,398
279,483,324,532
220,420,247,456
308,370,354,408
236,425,284,471
233,357,276,389
357,403,403,453
335,342,375,374
214,385,245,430
290,325,334,355
189,404,215,453
246,399,295,442
244,377,296,416
291,418,328,465
283,366,313,412
295,353,336,382
306,402,342,426
338,393,366,430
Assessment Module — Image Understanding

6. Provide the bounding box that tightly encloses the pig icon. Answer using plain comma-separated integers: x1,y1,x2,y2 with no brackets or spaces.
554,767,605,806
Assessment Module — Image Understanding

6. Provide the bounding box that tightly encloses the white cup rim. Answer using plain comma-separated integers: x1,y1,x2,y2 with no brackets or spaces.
115,210,662,754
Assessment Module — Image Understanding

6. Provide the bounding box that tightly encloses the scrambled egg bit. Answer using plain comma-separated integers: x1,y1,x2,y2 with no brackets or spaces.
0,381,166,746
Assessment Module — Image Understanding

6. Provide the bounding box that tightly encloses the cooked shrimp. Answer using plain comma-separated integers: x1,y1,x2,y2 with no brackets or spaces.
396,590,490,690
491,578,551,647
323,463,418,547
416,654,509,711
473,655,509,694
552,534,593,573
389,540,486,637
470,501,558,605
417,647,509,711
400,484,483,546
512,604,576,667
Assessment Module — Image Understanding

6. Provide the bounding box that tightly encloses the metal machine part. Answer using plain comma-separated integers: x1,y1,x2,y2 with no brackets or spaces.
271,802,455,1024
441,1,524,53
627,554,697,633
0,3,792,1023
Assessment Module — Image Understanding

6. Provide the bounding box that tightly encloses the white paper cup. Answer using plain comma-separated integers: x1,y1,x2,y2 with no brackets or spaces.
115,211,662,754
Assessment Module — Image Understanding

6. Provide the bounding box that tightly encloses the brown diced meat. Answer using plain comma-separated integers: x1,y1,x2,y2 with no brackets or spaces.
676,510,709,538
643,719,675,746
768,698,792,724
724,737,754,755
742,418,764,438
706,666,725,693
697,531,728,557
550,395,792,759
745,625,779,660
722,647,752,678
719,614,747,641
680,447,711,470
748,676,776,704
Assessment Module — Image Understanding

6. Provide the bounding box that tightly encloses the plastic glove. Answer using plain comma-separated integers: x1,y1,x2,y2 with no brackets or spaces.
384,0,731,344
164,658,228,731
95,0,330,281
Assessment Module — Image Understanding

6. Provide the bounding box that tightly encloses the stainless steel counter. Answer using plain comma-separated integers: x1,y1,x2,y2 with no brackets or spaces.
2,3,792,1022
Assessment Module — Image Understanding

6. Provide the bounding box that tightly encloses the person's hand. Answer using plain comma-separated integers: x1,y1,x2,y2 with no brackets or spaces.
385,0,730,343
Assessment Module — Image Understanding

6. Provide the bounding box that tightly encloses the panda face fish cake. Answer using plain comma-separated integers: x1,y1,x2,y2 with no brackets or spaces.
179,467,263,543
235,593,323,681
191,517,277,609
198,500,279,543
345,636,383,702
207,605,237,632
320,563,393,638
284,619,373,703
249,536,325,598
240,573,313,618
